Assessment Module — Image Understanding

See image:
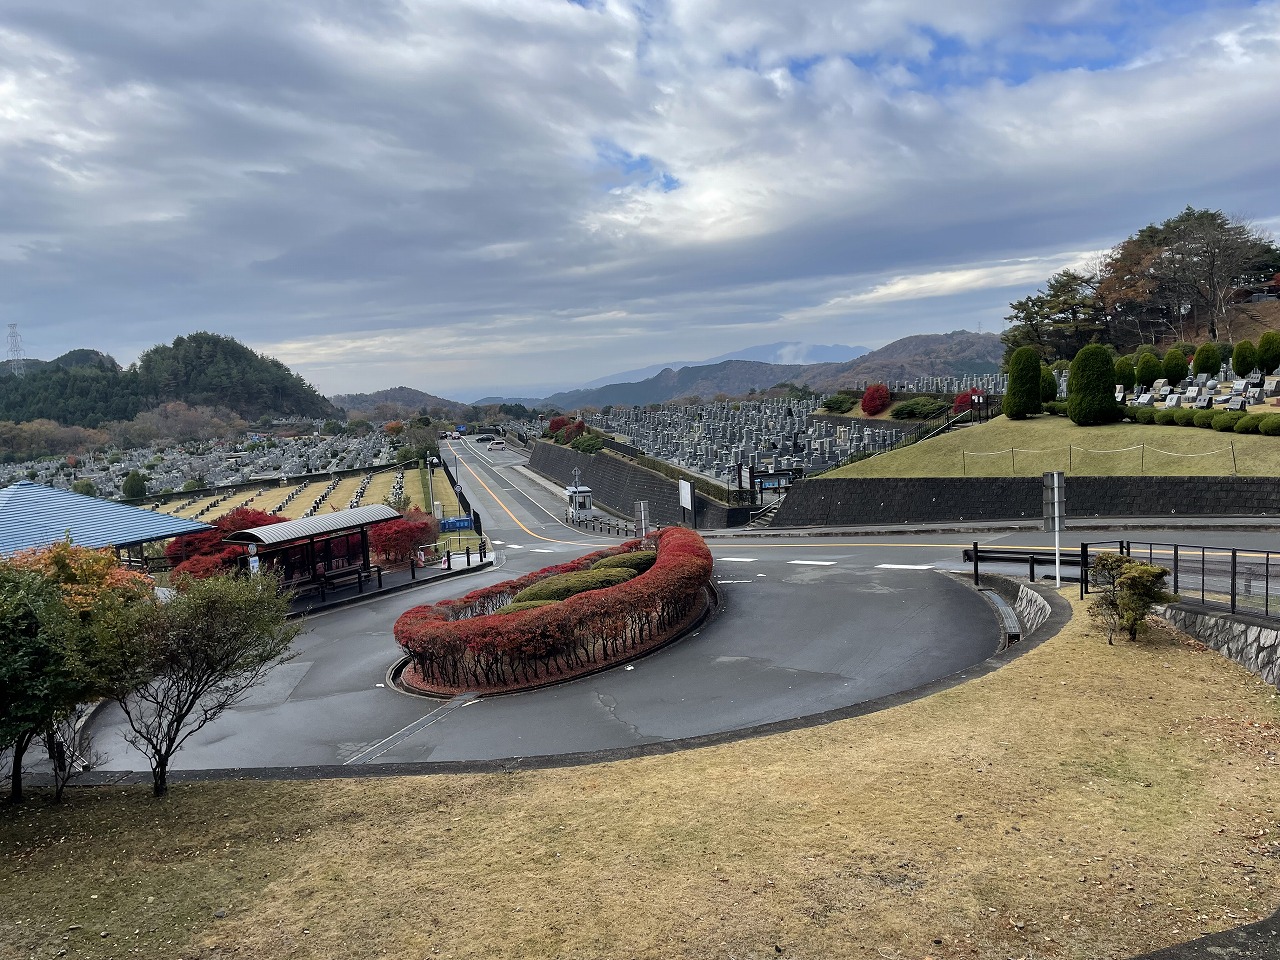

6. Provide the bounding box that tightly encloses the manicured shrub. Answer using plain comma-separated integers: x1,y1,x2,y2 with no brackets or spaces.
861,384,891,416
1134,407,1157,424
1212,411,1247,432
1067,344,1121,426
514,567,637,603
1154,409,1178,426
1134,344,1161,361
492,600,559,615
1003,346,1043,420
1114,357,1135,392
1040,364,1059,404
1234,414,1265,434
890,396,950,420
1135,353,1162,389
1258,331,1280,376
1173,407,1198,426
1259,414,1280,436
823,393,855,414
570,433,604,454
1162,348,1189,386
593,550,657,574
1170,341,1196,360
1233,340,1258,377
370,509,441,563
1193,342,1222,377
1193,409,1218,428
1043,400,1067,416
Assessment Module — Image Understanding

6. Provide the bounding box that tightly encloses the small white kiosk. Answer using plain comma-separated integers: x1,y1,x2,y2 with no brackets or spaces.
566,467,593,522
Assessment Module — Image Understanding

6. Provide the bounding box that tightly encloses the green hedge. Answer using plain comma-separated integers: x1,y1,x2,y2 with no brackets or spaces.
1134,407,1157,425
492,599,560,615
1234,414,1265,434
1044,400,1068,417
1173,407,1198,427
1260,415,1280,436
1193,410,1218,428
593,550,657,573
1154,409,1178,426
1212,411,1247,432
514,567,637,603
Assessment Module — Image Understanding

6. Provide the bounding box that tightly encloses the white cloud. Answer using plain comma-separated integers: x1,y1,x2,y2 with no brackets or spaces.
0,0,1277,399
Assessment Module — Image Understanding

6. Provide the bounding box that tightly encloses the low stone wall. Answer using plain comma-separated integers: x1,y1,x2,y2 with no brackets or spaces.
1159,604,1280,687
1014,584,1052,636
771,475,1280,527
529,442,751,528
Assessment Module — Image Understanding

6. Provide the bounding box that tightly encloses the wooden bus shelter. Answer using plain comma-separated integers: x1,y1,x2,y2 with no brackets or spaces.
224,504,400,597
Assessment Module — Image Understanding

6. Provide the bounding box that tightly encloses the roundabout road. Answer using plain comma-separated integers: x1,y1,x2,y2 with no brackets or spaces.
97,441,1230,774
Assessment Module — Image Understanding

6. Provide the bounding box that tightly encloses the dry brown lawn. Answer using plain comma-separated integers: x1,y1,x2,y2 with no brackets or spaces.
3,594,1279,960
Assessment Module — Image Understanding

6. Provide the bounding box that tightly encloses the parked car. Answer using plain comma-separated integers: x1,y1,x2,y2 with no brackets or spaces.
487,440,506,451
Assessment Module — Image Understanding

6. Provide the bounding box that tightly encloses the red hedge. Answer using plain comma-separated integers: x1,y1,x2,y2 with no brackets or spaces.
370,509,441,563
166,506,286,565
394,528,713,691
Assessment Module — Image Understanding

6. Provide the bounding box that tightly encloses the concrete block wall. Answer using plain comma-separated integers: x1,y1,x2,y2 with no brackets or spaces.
528,443,750,528
771,475,1280,527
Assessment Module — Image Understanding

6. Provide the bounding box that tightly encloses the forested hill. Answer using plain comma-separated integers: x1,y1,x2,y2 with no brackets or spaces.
0,332,337,428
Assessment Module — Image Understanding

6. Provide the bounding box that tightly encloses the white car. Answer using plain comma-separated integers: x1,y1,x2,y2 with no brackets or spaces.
487,440,506,451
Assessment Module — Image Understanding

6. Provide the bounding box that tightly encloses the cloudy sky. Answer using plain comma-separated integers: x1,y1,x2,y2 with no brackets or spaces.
2,1,1278,402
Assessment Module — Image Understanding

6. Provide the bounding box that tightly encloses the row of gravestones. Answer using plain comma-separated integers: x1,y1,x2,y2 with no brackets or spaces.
586,398,910,482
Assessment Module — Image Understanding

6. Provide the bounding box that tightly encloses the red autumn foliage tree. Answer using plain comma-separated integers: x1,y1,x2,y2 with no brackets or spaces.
369,508,442,563
952,387,986,415
860,384,891,415
167,507,287,578
547,415,570,435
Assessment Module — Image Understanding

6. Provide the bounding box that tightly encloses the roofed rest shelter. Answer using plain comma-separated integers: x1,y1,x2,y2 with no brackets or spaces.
223,504,400,597
0,480,213,567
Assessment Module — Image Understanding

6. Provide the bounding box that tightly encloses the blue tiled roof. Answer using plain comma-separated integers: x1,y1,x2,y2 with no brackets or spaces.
0,481,213,556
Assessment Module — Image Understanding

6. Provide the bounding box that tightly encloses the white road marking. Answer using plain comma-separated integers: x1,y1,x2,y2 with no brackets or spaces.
718,557,758,562
875,563,936,570
788,560,837,566
507,544,524,549
531,548,555,553
490,540,506,545
715,580,753,584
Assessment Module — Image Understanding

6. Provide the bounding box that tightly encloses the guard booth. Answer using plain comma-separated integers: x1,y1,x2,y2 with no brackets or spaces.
566,484,593,522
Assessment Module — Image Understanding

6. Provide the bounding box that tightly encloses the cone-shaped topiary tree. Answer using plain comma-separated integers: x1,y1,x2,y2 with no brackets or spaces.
1068,344,1122,426
1135,353,1162,389
1002,346,1043,420
1114,356,1136,391
1040,364,1059,403
1232,340,1258,378
1258,331,1280,376
1162,348,1188,385
1193,342,1222,378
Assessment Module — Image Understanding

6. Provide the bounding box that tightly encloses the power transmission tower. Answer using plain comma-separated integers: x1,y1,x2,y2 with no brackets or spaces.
6,323,25,377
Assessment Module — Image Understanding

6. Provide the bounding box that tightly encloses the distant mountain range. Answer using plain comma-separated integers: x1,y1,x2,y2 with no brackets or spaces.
518,331,1002,410
578,341,869,389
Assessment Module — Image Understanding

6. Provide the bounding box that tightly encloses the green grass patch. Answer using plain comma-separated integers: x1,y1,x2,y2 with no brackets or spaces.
824,414,1274,478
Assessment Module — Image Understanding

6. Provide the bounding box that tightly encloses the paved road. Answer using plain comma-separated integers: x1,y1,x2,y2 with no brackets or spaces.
89,441,1271,773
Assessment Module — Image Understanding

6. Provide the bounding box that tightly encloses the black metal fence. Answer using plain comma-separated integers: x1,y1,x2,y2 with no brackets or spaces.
1082,540,1280,620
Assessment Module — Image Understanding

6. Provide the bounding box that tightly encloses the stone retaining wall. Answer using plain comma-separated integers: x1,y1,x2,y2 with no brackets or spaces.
1159,604,1280,687
771,475,1280,527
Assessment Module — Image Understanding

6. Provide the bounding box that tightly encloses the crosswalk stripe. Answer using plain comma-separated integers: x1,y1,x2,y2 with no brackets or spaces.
718,557,758,562
876,563,935,570
788,560,837,566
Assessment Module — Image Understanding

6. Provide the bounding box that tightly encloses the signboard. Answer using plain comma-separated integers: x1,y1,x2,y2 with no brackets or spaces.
248,556,260,575
440,516,473,532
1042,471,1065,533
678,478,693,511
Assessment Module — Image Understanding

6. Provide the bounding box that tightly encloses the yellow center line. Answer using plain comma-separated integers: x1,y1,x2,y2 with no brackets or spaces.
451,448,617,547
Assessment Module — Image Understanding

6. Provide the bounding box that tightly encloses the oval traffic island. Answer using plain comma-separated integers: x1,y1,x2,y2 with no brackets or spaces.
393,527,715,696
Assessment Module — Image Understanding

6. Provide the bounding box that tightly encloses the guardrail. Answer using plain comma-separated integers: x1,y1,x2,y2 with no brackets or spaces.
1119,540,1280,620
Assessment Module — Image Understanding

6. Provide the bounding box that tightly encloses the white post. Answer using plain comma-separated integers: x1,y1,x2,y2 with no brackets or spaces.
1053,471,1062,587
